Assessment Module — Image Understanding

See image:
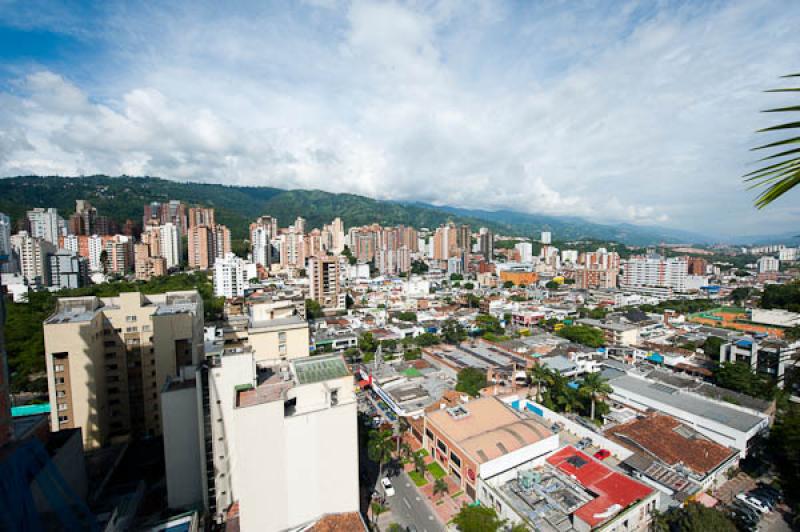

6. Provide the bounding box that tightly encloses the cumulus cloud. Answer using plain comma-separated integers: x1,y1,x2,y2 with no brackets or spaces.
0,0,799,236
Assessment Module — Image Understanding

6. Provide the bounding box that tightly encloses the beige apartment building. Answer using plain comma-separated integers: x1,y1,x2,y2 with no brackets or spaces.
44,291,205,449
308,256,346,312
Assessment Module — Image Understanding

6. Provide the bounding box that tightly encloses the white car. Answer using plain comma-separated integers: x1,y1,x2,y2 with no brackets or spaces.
381,477,395,497
736,493,769,514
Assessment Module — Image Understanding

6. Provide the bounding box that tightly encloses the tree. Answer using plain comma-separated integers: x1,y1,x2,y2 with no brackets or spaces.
653,502,736,532
413,452,426,475
745,73,800,208
715,361,776,400
441,319,467,344
703,336,724,358
786,326,800,342
367,428,394,481
730,287,752,305
769,403,800,526
342,245,357,265
463,282,475,290
396,311,417,322
545,280,560,289
761,281,800,312
359,332,378,353
456,367,487,397
475,314,503,335
305,299,322,319
433,478,449,497
450,273,464,281
370,501,387,527
411,260,429,275
556,325,605,348
451,505,506,532
414,332,440,347
503,280,514,289
529,364,553,403
578,372,613,420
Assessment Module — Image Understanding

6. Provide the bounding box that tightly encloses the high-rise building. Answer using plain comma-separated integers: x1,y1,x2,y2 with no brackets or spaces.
686,257,708,275
250,216,277,267
188,207,215,228
622,255,687,292
329,217,345,254
0,260,11,447
134,242,167,281
757,256,780,274
280,227,306,270
515,242,533,263
10,231,55,286
433,223,459,260
26,207,61,245
213,253,257,299
0,213,13,273
159,223,182,269
187,217,230,270
478,227,494,262
103,235,134,274
43,291,205,448
146,200,188,236
308,256,346,311
48,249,89,289
160,301,356,528
457,224,471,252
69,200,110,236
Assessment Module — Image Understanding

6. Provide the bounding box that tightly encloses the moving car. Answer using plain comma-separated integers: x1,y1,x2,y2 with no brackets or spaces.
381,477,395,497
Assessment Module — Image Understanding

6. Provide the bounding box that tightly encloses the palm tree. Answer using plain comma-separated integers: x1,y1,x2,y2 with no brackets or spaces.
579,372,613,421
413,452,426,476
746,73,800,208
433,478,449,497
368,428,394,481
396,416,410,454
529,364,552,403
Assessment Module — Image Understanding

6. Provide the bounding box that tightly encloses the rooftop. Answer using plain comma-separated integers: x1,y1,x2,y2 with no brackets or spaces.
607,413,736,476
294,354,350,385
427,396,553,464
605,373,767,434
547,446,653,528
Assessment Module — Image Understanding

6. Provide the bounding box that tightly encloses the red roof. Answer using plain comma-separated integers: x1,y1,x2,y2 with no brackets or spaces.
547,446,652,528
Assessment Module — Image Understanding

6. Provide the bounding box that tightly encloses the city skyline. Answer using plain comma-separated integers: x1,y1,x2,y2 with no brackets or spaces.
1,1,799,236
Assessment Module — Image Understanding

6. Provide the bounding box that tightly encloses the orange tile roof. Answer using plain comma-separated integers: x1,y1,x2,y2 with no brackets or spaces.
308,512,367,531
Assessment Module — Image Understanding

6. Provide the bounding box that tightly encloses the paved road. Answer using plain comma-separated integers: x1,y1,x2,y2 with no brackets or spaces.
383,471,444,532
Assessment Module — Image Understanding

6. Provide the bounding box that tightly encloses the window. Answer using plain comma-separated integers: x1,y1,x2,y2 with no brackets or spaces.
105,352,116,359
450,452,461,467
54,364,64,372
57,403,68,411
425,428,434,440
126,315,137,322
279,344,287,355
437,439,447,453
126,326,138,333
142,325,151,332
58,416,69,423
56,390,66,398
56,377,65,385
279,332,287,342
104,341,116,348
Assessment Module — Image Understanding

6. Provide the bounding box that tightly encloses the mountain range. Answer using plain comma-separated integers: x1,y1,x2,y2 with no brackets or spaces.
0,175,794,246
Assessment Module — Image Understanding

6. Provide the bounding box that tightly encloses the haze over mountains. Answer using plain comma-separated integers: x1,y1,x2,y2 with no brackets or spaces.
1,175,796,246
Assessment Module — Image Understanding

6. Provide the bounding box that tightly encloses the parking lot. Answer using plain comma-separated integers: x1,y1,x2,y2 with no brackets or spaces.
715,474,792,532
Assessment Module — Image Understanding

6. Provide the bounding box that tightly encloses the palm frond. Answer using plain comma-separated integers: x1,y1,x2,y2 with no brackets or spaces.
745,76,800,208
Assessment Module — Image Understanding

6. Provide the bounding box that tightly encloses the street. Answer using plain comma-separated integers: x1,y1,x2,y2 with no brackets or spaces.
384,470,445,532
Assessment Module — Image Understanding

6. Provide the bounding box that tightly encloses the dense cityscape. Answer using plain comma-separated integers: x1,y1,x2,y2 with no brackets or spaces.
0,188,798,531
2,1,800,532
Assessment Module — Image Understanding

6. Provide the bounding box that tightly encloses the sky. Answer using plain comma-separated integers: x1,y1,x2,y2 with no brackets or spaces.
0,0,798,238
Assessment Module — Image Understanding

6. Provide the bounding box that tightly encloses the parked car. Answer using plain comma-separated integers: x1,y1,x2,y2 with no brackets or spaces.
593,449,611,460
747,489,776,510
381,477,395,497
576,437,592,450
730,501,761,523
736,493,770,514
752,485,782,504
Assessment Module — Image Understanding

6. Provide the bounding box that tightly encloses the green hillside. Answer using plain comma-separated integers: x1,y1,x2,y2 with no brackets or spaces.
0,175,510,239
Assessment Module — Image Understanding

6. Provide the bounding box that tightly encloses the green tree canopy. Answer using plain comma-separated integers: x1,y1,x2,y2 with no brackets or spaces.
456,367,488,397
556,325,605,348
359,332,378,353
714,361,776,400
414,332,441,347
653,502,736,532
441,319,467,344
395,311,418,322
305,299,323,319
703,336,724,358
451,505,506,532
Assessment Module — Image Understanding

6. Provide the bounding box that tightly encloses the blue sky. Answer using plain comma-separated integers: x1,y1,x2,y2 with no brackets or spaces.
0,0,799,237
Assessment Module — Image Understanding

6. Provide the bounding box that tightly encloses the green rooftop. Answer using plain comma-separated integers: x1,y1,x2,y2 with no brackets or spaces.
294,355,350,385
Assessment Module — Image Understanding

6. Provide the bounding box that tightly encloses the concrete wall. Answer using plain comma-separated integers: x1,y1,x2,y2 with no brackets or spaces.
161,381,203,510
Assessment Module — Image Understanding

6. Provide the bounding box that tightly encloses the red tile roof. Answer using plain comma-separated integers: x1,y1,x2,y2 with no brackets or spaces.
308,512,367,531
547,446,652,528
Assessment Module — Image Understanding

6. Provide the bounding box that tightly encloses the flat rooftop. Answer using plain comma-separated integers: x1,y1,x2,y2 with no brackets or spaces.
606,373,766,433
547,446,653,529
427,396,553,465
294,355,350,385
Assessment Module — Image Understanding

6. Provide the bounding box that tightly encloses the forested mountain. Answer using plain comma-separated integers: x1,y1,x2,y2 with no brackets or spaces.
1,175,717,244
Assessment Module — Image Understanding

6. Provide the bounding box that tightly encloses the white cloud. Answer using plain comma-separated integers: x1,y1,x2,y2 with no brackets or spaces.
0,0,799,236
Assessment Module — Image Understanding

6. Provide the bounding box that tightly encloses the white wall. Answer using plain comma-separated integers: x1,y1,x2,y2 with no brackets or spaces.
161,382,203,509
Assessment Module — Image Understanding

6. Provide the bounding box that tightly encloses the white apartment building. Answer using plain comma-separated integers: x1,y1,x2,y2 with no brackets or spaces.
757,255,780,273
159,223,182,269
778,247,798,262
26,207,61,245
161,309,358,530
213,253,257,299
515,242,534,263
622,255,688,292
10,231,55,285
561,249,578,263
88,235,104,272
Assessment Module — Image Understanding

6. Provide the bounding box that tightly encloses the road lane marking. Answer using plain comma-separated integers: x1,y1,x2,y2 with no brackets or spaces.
403,498,411,509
